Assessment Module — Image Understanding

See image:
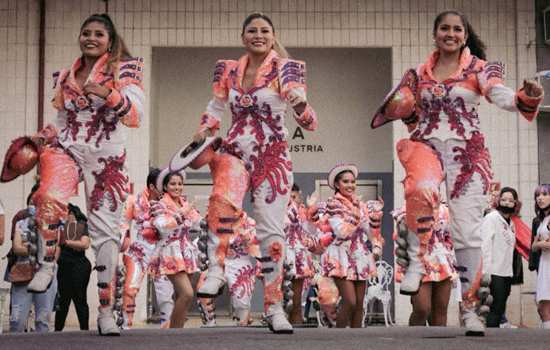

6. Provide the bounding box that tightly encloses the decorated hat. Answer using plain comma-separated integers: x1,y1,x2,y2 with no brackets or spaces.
156,167,186,193
371,69,418,129
169,136,222,172
327,163,358,190
1,136,39,183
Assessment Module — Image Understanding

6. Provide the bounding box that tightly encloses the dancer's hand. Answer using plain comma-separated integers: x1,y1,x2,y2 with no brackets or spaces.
367,197,384,221
540,240,550,251
306,191,319,208
372,246,382,260
83,82,111,99
523,79,544,98
287,89,307,107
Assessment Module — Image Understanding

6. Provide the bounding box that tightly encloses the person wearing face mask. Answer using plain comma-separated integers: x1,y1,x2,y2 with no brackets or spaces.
530,184,550,329
315,164,383,328
0,13,144,336
371,10,543,336
480,187,519,328
150,169,202,328
190,13,317,334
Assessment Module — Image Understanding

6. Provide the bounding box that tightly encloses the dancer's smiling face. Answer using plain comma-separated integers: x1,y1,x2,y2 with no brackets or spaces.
335,171,356,198
164,174,184,199
241,18,275,56
79,21,111,58
433,14,467,55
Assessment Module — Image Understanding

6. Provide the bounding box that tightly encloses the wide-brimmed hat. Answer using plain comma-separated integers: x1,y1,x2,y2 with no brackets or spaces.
169,136,221,172
1,136,39,183
327,164,358,190
371,69,418,129
156,167,186,193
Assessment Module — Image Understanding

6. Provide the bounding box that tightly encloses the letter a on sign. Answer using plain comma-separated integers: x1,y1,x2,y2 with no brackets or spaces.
292,127,305,140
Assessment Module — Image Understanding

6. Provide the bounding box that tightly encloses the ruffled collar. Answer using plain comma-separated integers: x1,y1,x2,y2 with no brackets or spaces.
334,191,359,209
235,50,279,91
161,193,187,210
423,47,473,82
65,53,111,92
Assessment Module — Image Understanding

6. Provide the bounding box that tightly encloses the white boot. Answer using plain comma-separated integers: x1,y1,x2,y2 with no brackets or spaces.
198,299,217,327
197,225,226,297
461,308,485,336
96,241,120,336
399,227,424,295
266,303,293,334
197,265,225,298
27,262,55,293
98,308,120,336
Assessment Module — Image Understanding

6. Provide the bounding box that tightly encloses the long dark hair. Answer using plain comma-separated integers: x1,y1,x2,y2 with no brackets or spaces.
433,10,487,60
80,13,132,77
68,203,88,223
241,13,289,58
535,184,550,220
147,167,161,188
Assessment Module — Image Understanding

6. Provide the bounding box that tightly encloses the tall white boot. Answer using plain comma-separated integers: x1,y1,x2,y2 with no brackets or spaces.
96,241,120,336
399,226,425,295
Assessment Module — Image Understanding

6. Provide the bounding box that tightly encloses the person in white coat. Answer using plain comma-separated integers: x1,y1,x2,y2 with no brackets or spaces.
481,187,518,328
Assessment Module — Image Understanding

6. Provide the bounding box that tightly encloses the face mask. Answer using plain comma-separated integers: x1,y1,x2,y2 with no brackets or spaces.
497,205,515,214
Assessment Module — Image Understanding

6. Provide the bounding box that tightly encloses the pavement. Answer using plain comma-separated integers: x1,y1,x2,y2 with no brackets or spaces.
2,324,550,350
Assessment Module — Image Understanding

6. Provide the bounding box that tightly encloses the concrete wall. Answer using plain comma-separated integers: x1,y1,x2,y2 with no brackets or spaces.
0,0,541,328
535,0,550,184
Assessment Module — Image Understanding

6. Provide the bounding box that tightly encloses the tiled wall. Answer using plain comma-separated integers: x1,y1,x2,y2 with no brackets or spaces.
0,0,541,327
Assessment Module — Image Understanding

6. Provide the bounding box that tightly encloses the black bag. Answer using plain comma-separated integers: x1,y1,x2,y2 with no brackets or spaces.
511,249,524,285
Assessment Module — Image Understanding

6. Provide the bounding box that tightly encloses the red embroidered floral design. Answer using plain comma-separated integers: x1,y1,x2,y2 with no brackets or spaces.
268,241,284,263
90,152,128,212
450,132,493,199
249,141,292,203
75,96,90,110
239,94,253,108
60,110,81,142
413,57,482,140
229,265,256,299
264,274,284,309
85,107,119,147
128,243,147,269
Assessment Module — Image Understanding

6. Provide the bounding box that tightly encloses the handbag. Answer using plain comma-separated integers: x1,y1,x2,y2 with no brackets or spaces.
511,249,524,285
61,214,87,243
8,261,35,284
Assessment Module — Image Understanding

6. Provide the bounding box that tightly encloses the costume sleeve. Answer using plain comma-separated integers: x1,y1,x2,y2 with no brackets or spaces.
480,213,496,275
362,200,384,252
105,57,145,128
198,60,233,134
184,207,203,230
119,194,136,236
152,201,178,236
278,59,318,131
478,61,543,122
327,201,359,241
